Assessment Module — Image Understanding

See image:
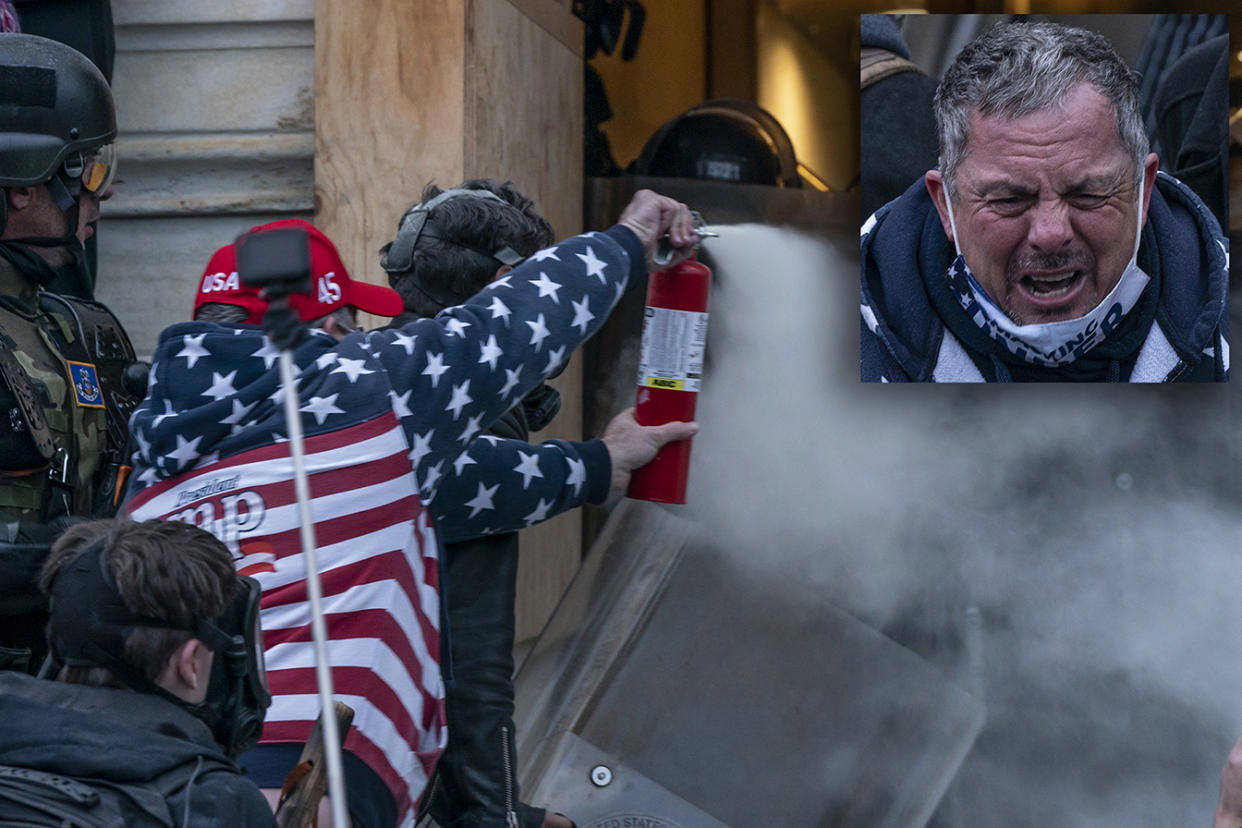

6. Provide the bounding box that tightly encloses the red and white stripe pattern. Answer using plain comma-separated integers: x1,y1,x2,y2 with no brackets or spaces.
128,411,443,823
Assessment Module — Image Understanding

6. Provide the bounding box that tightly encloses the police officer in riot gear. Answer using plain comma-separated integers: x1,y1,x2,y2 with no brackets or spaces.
0,33,140,673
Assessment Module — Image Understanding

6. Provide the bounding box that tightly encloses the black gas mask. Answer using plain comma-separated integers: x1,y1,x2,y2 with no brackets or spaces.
46,539,271,758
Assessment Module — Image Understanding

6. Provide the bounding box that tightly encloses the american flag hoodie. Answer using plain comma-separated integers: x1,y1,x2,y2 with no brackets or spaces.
125,226,643,823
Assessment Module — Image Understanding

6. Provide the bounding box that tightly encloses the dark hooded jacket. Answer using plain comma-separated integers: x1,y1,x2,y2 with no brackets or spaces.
384,308,570,827
0,671,274,826
860,171,1229,382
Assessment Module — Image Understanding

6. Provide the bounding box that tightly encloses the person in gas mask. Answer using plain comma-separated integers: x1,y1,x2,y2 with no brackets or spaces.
0,33,141,673
0,518,273,826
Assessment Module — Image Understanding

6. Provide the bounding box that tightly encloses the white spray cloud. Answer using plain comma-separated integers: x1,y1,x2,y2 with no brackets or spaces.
669,222,1242,826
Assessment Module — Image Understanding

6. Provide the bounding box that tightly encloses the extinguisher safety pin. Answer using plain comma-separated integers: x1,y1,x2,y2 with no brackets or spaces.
654,210,717,266
689,210,719,238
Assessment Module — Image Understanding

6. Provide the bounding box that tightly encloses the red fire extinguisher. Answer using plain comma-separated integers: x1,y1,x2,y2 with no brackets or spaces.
627,252,711,504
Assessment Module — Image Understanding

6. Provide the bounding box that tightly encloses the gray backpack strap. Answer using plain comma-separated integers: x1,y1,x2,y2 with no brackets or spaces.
0,763,99,805
0,755,234,827
861,46,922,89
0,763,127,826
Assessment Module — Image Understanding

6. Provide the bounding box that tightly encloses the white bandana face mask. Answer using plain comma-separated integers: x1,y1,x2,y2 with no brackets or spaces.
945,175,1149,367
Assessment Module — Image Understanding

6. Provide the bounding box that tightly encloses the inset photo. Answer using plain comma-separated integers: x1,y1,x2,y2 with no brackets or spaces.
860,14,1229,382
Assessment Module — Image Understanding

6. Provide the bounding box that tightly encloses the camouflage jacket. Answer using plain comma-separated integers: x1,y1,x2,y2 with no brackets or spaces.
0,255,132,523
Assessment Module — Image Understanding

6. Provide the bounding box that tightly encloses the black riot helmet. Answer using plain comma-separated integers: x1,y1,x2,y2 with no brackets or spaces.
0,33,116,187
0,33,118,252
634,98,802,188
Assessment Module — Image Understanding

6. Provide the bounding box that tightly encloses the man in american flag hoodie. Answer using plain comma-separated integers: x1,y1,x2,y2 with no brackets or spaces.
124,191,700,826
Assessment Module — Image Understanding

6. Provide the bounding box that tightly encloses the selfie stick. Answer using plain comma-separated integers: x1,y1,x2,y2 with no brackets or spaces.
236,229,350,827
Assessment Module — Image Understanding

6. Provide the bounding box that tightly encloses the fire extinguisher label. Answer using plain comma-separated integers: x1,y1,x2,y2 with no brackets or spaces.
638,306,708,392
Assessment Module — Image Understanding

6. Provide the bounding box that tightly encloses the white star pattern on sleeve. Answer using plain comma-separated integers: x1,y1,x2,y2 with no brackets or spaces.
465,482,498,517
570,296,595,333
530,246,560,263
453,450,476,476
486,296,512,326
566,456,586,496
390,330,417,354
250,338,281,369
177,333,210,369
152,400,178,428
512,451,544,489
222,398,255,434
498,366,522,399
445,317,471,337
526,314,550,351
530,272,562,304
577,246,608,282
423,352,450,388
333,357,374,383
478,335,503,371
544,346,566,376
446,380,473,420
316,352,340,371
523,498,552,526
458,413,483,445
203,370,238,402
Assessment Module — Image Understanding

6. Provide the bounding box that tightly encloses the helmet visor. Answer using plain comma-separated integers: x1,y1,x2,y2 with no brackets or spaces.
80,143,116,195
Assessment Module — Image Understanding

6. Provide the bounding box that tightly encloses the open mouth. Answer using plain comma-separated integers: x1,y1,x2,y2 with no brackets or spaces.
1024,271,1079,297
1018,269,1087,314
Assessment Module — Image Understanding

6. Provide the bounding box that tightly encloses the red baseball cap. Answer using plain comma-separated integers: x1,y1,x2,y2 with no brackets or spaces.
193,219,404,324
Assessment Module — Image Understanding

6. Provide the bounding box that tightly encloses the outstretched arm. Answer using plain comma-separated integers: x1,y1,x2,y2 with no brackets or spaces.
367,190,697,503
430,407,697,542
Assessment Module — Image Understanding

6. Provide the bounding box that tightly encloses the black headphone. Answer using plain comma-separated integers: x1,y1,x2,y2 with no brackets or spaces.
380,189,525,272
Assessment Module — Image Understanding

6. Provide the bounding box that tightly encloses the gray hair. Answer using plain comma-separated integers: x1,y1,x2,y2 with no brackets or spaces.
195,301,355,331
195,302,249,324
934,22,1148,201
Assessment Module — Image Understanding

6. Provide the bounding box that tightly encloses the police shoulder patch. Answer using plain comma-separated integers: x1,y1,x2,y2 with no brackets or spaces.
66,360,105,408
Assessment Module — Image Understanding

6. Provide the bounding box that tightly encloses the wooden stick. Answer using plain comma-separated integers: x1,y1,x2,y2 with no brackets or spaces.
275,702,355,828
